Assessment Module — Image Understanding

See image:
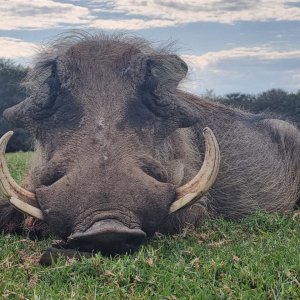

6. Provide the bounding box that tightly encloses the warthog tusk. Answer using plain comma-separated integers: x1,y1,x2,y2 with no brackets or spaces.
0,131,35,200
0,131,44,220
9,197,44,220
169,127,220,213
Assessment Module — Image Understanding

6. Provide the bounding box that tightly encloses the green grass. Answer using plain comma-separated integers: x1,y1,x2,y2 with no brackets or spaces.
6,151,33,185
1,152,300,299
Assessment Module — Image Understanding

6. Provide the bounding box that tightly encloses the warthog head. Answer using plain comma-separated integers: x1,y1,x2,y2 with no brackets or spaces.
2,32,219,255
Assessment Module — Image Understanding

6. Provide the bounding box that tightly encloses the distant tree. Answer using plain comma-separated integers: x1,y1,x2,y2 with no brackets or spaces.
286,90,300,125
254,89,300,126
216,89,300,128
218,93,256,111
0,59,32,152
294,90,300,115
254,89,290,113
204,89,217,99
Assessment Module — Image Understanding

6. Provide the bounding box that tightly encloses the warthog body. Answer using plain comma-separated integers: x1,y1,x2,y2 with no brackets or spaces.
1,32,300,254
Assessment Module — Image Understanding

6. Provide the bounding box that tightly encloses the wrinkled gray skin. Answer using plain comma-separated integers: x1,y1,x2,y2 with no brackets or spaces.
1,32,300,254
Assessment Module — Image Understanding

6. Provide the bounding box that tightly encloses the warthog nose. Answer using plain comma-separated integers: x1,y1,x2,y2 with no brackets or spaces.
67,220,147,255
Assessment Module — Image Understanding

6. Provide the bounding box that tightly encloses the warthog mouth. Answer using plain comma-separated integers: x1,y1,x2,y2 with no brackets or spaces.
39,219,147,265
68,219,147,253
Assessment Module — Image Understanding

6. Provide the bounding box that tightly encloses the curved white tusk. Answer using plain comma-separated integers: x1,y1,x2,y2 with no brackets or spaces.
169,127,220,214
9,197,44,220
0,131,43,220
0,131,35,200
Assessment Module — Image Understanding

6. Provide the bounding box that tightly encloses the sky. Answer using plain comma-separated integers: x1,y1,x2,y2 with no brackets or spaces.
0,0,300,95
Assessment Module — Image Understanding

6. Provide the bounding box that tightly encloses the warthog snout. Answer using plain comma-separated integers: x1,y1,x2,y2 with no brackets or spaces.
67,220,147,255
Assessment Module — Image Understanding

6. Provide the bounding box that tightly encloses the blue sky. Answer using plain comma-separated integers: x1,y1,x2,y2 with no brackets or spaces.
0,0,300,95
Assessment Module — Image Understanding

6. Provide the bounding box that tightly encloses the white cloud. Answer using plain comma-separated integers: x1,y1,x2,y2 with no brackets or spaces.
1,0,300,31
90,0,300,28
180,46,300,94
183,47,300,71
0,0,92,30
0,37,38,59
92,18,176,30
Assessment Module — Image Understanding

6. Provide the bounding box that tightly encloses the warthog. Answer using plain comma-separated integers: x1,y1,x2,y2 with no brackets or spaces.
1,32,299,257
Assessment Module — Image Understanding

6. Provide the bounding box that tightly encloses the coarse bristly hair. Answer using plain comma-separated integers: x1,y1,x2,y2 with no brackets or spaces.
23,30,183,93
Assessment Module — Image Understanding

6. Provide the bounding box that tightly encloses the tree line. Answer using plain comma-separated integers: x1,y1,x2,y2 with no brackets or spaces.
215,90,300,126
0,58,299,151
0,59,31,152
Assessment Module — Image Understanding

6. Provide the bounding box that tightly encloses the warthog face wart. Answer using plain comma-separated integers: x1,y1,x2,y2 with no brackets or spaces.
1,32,300,257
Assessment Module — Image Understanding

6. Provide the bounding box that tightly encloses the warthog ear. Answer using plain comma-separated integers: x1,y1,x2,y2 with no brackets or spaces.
144,54,188,91
4,59,82,133
136,54,197,136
